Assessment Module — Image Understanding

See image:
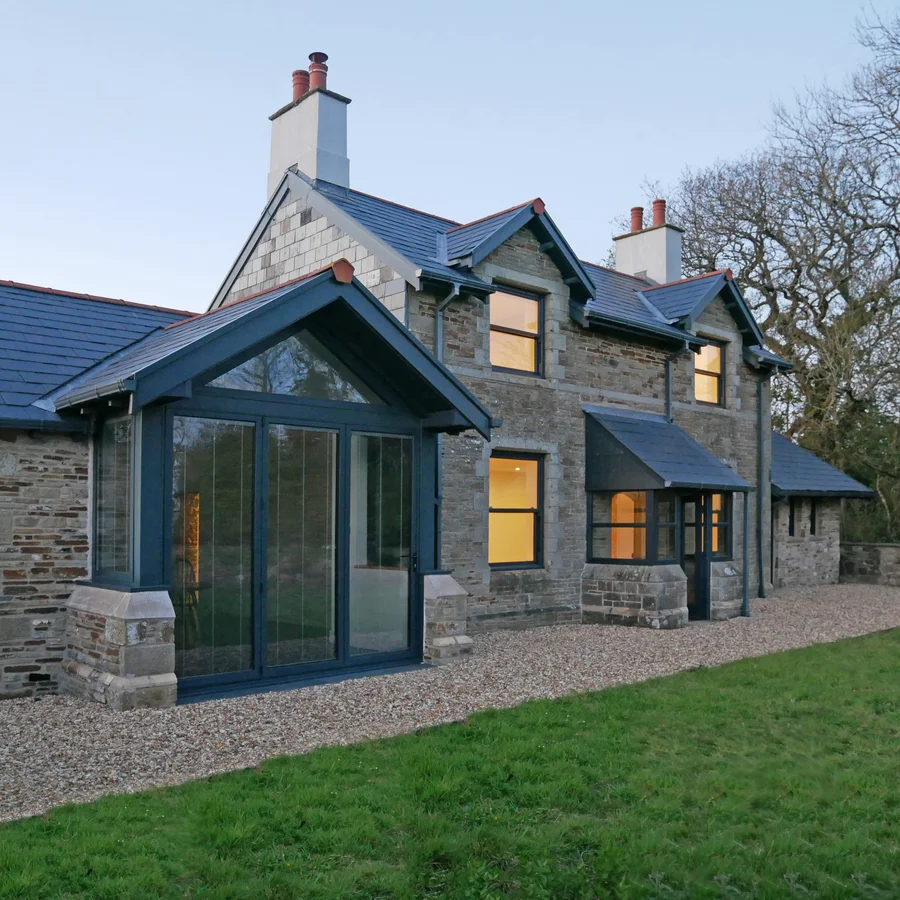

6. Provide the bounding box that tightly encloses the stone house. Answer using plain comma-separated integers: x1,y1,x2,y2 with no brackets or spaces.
0,53,870,707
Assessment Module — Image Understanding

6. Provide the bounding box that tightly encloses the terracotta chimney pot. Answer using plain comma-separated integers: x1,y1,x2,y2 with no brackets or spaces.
630,206,644,233
308,52,329,90
652,199,667,227
292,69,310,100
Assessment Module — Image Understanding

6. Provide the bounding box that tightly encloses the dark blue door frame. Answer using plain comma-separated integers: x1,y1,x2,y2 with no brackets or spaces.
681,493,712,621
160,389,427,697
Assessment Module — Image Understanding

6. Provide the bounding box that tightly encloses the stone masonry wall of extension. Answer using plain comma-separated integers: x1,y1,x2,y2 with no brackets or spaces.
773,499,841,587
0,430,89,698
222,192,406,319
840,542,900,587
406,227,767,631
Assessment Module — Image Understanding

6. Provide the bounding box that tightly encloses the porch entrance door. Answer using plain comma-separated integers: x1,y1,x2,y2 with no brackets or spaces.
682,494,711,621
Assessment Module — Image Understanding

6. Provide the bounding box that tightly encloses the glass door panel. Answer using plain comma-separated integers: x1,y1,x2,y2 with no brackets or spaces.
266,425,338,667
349,434,412,656
171,417,255,679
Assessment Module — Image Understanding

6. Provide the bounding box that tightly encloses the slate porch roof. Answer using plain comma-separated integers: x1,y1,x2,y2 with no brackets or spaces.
46,261,494,439
0,281,191,428
584,404,750,492
771,432,874,498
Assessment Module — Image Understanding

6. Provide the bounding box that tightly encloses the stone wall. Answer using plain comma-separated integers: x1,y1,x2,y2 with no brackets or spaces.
840,542,900,587
773,499,841,587
709,560,744,619
221,191,406,319
581,563,687,629
0,430,89,698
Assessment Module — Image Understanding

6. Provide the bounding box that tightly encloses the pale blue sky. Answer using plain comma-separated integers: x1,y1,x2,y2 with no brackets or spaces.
0,0,891,312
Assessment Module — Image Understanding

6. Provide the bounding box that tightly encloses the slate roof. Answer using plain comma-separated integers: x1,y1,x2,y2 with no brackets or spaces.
771,432,874,498
314,181,490,292
640,271,728,322
581,262,689,340
444,202,532,260
584,404,750,491
0,281,190,427
50,280,305,409
309,181,774,349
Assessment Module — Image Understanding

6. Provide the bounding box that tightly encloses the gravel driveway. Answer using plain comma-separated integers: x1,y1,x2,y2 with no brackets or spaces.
2,584,898,824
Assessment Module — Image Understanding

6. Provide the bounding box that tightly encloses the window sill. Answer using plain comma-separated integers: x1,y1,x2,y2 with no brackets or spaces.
490,366,544,380
490,563,545,572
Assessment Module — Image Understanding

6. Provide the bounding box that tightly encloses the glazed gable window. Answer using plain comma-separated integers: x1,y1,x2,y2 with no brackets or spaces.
489,290,542,375
488,453,542,567
694,341,725,406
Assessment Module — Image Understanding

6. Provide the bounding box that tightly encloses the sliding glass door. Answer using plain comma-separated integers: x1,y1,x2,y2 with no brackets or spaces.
171,417,255,679
267,425,338,667
170,414,417,689
349,434,413,657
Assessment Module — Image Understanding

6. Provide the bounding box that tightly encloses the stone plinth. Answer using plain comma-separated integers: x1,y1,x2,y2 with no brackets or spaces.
60,585,176,709
710,561,744,620
581,563,688,629
424,573,474,664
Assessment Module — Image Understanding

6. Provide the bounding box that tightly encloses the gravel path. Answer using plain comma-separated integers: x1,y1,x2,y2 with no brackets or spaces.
2,584,899,824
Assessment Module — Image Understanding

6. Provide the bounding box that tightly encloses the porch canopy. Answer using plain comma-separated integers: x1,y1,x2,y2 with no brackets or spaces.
771,432,873,499
48,259,492,439
583,404,749,493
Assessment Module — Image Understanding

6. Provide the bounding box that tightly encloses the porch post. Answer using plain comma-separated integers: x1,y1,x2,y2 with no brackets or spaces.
742,489,751,616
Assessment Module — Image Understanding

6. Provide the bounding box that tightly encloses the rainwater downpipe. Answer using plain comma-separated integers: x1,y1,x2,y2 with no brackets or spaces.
742,488,751,616
664,341,690,422
756,376,768,599
433,284,460,569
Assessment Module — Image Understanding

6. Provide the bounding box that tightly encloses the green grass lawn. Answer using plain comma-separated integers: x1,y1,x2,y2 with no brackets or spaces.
3,631,900,899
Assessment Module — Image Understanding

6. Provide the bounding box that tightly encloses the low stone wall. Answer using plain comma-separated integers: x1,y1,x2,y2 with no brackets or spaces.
840,543,900,587
424,573,474,663
0,429,89,698
581,563,688,629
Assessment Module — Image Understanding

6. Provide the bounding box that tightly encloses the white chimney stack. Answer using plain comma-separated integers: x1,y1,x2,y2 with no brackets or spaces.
613,199,683,285
267,52,351,198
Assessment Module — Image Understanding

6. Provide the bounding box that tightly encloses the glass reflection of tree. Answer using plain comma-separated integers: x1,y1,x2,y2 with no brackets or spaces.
210,332,375,403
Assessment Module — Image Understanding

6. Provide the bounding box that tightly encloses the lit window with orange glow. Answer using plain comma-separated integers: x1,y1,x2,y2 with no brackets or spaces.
590,491,648,561
489,291,542,374
488,454,542,566
694,342,724,405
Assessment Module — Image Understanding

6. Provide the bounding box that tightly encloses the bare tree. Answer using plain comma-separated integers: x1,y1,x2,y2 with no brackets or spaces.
638,14,900,538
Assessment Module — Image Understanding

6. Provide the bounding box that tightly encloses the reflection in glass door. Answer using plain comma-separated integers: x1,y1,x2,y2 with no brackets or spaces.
349,434,413,656
171,417,255,679
266,425,337,667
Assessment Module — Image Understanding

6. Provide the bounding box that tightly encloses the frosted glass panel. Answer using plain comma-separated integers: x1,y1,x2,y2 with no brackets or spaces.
267,426,337,667
171,417,255,679
349,434,412,657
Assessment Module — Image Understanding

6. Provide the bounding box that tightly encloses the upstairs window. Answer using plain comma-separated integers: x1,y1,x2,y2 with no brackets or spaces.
810,499,817,536
488,453,542,567
489,291,542,375
694,341,725,406
95,417,133,577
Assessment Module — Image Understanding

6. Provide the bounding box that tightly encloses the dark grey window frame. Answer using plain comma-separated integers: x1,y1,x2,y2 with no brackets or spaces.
92,415,134,583
789,497,797,536
488,450,544,570
710,492,733,559
488,285,545,378
695,339,726,407
588,490,679,565
809,498,817,536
